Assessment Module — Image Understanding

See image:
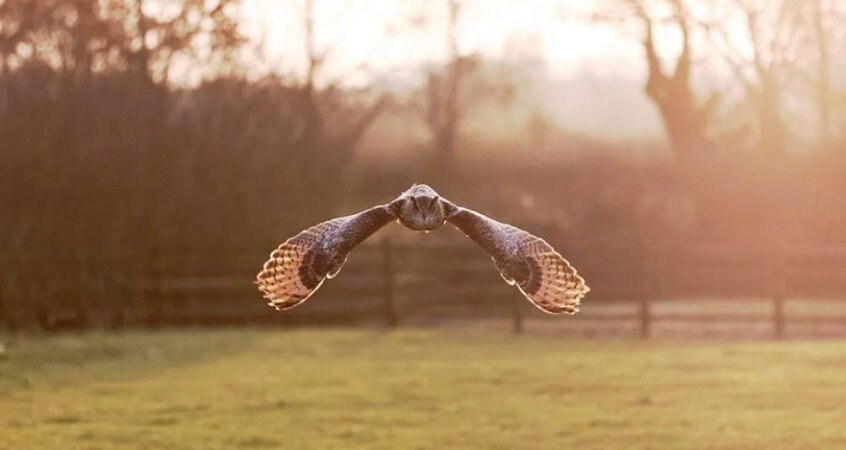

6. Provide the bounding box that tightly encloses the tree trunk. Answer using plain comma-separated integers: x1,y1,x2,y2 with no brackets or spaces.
640,12,714,162
812,0,832,148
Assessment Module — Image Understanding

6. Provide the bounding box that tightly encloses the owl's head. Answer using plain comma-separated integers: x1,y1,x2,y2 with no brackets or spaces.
390,184,454,231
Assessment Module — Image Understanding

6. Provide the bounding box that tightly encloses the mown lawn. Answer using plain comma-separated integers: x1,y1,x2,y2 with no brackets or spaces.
1,329,845,450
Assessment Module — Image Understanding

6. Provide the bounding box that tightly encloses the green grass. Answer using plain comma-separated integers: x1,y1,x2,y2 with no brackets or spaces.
2,329,846,449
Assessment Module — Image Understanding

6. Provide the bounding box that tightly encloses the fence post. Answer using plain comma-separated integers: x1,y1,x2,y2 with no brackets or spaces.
773,295,785,339
76,251,91,328
105,253,125,330
639,299,651,339
382,237,399,328
511,296,523,334
0,294,11,335
638,237,653,339
147,248,164,328
773,244,787,339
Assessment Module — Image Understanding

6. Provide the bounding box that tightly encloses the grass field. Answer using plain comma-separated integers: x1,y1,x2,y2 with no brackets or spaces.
2,329,846,450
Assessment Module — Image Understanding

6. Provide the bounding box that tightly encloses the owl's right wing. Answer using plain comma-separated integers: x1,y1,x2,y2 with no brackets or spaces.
446,206,589,315
256,205,395,311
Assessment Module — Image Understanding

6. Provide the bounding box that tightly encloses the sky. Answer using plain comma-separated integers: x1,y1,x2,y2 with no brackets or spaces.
163,0,838,146
240,0,647,85
235,0,764,140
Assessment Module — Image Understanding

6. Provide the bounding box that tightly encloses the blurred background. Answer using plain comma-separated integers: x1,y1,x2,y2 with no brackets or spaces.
1,0,845,336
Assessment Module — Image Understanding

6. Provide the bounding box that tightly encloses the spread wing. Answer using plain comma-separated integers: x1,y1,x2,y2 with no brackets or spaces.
256,205,395,311
447,207,589,315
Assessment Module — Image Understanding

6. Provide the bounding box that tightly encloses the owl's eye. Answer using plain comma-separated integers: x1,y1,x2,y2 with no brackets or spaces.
410,196,421,211
430,196,439,210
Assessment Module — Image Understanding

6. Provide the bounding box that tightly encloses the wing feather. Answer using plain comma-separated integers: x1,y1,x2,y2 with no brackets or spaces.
447,207,589,315
256,205,395,310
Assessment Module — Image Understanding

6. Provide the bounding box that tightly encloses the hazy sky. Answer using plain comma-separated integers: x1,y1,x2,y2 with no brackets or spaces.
237,0,753,140
241,0,647,85
198,1,835,143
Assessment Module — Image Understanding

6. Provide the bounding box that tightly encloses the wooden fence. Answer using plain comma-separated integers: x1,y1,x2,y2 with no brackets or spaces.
3,237,846,338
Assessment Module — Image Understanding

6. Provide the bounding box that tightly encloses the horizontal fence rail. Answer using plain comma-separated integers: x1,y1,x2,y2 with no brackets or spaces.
3,237,846,338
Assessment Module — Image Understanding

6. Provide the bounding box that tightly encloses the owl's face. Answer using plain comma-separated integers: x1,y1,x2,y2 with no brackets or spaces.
391,184,449,231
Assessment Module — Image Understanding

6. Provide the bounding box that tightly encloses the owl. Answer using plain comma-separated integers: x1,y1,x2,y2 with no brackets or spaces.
256,184,589,315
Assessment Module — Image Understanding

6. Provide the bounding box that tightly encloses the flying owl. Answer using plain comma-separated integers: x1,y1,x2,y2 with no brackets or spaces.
256,184,589,315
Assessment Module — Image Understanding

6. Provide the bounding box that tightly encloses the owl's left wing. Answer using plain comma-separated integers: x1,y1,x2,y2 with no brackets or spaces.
256,205,395,311
446,206,589,315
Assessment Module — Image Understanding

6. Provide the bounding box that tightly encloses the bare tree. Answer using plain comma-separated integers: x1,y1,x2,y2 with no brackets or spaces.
791,0,846,149
295,0,389,167
773,0,845,151
413,0,515,180
720,1,803,155
425,0,464,173
129,0,244,83
811,0,832,147
594,0,718,162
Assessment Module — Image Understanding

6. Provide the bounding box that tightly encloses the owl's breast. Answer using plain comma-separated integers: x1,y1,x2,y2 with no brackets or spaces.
397,213,444,231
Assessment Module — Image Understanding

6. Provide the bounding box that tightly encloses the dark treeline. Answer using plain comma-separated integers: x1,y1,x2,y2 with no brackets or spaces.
1,0,845,328
0,0,382,325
